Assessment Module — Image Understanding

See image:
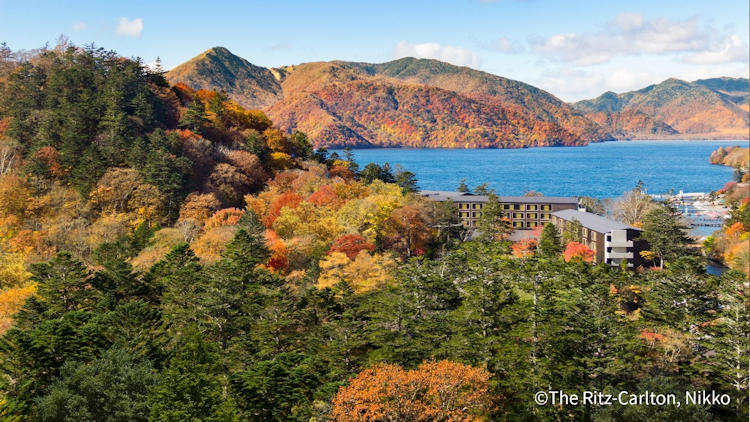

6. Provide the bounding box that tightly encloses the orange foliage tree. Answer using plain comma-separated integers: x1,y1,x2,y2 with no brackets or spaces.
179,192,221,224
511,238,538,258
204,208,245,230
265,230,288,272
331,360,495,422
308,185,340,207
329,234,375,260
563,241,595,263
263,192,303,228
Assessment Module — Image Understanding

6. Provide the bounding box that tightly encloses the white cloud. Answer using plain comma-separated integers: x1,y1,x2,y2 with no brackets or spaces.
488,37,522,54
72,22,86,32
535,68,606,100
604,68,655,92
115,17,143,37
394,41,480,68
532,13,709,65
682,35,749,64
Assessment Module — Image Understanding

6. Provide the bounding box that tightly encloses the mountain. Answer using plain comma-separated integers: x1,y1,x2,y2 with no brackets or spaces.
167,48,611,148
574,78,749,139
166,47,283,109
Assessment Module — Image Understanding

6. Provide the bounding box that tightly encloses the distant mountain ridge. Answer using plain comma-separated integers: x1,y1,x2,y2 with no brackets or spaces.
167,48,611,148
167,47,749,147
573,77,749,139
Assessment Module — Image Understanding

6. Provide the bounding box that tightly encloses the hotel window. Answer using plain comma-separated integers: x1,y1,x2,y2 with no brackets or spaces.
582,228,588,236
461,212,469,218
472,212,479,218
541,205,551,211
513,204,521,210
528,213,537,219
527,204,538,211
513,221,522,228
503,204,511,210
528,221,538,228
513,212,523,219
541,213,550,219
472,203,479,209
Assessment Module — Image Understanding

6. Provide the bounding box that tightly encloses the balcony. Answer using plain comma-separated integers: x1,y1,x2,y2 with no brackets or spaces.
606,251,633,259
606,239,633,248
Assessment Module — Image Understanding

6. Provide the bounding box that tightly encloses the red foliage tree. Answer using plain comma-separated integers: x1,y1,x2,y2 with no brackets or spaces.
563,241,595,263
329,234,375,260
263,192,303,227
308,185,340,207
265,230,288,272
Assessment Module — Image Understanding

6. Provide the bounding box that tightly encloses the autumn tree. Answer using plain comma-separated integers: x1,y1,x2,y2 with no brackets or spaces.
563,241,595,263
179,192,221,224
331,360,494,422
329,234,375,260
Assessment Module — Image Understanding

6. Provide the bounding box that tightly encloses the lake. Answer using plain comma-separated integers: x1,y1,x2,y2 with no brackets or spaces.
333,140,740,199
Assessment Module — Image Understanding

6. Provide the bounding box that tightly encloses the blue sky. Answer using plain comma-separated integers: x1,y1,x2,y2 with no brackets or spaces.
1,0,747,101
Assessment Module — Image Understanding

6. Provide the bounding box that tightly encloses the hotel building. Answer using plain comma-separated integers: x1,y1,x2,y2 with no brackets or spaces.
420,191,579,230
550,209,648,268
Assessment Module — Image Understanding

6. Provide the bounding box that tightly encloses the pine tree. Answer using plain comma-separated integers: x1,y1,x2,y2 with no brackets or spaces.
148,330,239,422
537,223,562,258
639,204,692,269
457,178,469,193
477,193,511,241
179,94,208,133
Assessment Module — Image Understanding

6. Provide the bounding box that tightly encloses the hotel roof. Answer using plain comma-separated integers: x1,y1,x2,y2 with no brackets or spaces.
419,190,579,204
551,209,641,233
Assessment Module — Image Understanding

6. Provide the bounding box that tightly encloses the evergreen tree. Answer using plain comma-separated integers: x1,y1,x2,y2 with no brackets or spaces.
537,223,562,257
477,193,511,241
148,330,239,422
291,131,313,160
457,178,469,193
639,204,692,269
36,348,157,422
395,169,418,193
31,252,99,316
178,94,208,133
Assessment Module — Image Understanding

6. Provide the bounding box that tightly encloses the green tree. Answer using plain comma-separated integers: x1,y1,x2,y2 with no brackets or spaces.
457,178,469,192
36,348,158,422
148,331,239,422
477,193,511,241
639,204,692,269
395,169,418,193
537,222,562,257
179,94,208,133
291,131,313,160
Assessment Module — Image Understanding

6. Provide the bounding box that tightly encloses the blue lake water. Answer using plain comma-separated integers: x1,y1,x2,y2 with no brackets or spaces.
333,140,741,199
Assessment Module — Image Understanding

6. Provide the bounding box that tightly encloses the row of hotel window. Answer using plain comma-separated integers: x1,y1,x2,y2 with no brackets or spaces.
457,203,553,211
459,212,552,220
463,220,542,228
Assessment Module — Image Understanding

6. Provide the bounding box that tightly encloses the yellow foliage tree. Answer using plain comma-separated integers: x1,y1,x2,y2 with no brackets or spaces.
317,251,396,293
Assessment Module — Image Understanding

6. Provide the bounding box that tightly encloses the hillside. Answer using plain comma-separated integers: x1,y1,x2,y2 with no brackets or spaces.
574,78,749,139
168,48,611,148
166,47,283,109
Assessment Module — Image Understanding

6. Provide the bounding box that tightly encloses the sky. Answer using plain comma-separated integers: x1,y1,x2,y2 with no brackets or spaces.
1,0,748,101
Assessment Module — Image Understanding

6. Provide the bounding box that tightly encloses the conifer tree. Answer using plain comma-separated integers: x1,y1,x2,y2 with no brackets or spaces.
537,223,562,257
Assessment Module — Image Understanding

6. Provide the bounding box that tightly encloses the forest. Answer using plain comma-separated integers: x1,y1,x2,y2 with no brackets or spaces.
0,42,748,421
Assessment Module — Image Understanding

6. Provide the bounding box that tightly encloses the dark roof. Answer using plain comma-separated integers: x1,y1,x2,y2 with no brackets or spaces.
420,190,578,204
551,209,641,233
